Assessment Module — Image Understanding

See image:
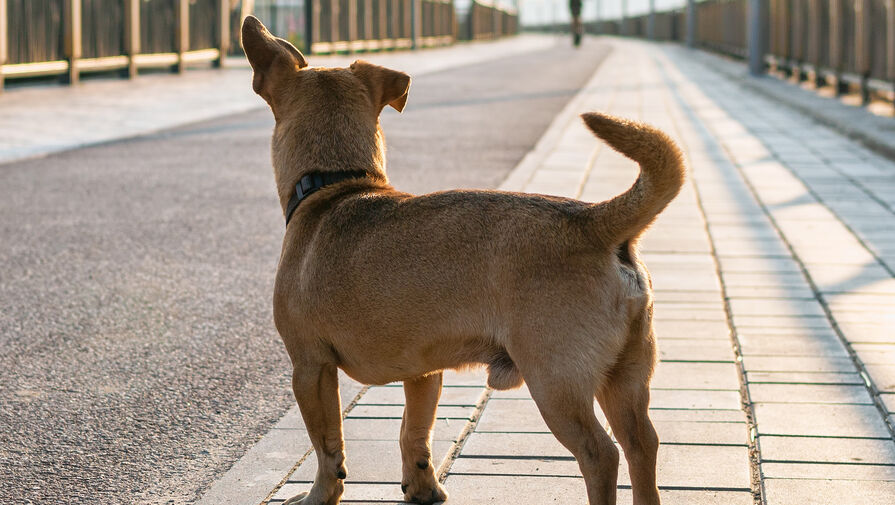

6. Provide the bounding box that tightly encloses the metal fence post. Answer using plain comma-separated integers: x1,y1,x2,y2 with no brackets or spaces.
686,0,695,47
217,0,230,65
125,0,140,78
64,0,82,85
748,0,766,75
175,0,189,73
0,0,6,92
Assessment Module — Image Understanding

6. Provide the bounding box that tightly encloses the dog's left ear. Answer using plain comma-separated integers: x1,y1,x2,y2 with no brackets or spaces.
241,16,308,103
350,60,411,113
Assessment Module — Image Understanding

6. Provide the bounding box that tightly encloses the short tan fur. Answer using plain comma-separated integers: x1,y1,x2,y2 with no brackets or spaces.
241,16,686,505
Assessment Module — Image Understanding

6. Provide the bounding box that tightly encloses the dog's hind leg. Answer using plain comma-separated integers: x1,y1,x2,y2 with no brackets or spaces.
286,362,346,505
525,371,620,505
596,334,661,505
400,373,449,505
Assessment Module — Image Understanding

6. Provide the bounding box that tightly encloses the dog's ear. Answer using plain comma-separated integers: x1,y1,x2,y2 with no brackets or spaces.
349,60,411,113
241,16,307,103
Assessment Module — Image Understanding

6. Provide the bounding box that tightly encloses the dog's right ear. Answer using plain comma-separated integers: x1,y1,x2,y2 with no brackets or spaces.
241,16,307,104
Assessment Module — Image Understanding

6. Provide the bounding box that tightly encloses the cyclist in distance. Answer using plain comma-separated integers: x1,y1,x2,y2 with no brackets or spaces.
570,0,583,46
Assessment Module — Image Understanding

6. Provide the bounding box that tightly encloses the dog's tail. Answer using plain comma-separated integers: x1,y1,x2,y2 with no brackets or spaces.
582,112,686,247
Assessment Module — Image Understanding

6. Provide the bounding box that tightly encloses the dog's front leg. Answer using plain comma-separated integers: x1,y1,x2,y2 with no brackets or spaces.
286,362,346,505
400,373,448,504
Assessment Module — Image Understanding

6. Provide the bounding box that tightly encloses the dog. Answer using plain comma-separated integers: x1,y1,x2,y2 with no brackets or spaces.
241,16,685,505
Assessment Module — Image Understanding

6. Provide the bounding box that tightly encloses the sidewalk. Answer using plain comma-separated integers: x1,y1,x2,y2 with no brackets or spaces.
254,37,895,505
0,34,555,165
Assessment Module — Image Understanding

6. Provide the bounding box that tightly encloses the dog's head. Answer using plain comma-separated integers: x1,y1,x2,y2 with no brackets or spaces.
241,16,410,193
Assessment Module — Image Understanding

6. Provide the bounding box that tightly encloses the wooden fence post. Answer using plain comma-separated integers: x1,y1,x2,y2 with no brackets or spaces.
217,0,230,65
124,0,140,78
0,0,7,92
331,0,340,45
176,0,189,73
348,0,357,51
378,0,387,41
364,0,373,44
64,0,82,84
411,0,421,48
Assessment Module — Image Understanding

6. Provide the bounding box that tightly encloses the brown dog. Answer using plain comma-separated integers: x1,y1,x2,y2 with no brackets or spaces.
242,16,685,505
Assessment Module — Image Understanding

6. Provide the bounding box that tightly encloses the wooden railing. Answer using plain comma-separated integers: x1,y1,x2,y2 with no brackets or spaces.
584,0,895,105
1,0,520,91
457,0,517,41
305,0,455,54
0,0,230,89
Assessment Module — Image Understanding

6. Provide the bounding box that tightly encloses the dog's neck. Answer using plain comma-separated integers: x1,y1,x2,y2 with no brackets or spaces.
271,122,390,216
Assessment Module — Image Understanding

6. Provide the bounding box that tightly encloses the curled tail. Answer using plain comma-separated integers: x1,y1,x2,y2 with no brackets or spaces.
582,112,686,247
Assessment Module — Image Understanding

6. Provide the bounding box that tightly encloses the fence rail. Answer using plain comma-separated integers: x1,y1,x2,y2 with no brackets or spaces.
0,0,230,89
306,0,455,54
457,0,517,41
584,0,894,105
1,0,518,91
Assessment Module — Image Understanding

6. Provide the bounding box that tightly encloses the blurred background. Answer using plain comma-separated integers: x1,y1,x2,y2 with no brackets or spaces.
2,0,892,111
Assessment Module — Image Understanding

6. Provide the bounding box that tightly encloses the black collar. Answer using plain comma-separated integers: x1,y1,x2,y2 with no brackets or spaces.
284,171,368,225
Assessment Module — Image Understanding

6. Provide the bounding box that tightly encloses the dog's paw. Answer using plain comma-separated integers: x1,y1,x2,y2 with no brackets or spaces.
401,481,448,505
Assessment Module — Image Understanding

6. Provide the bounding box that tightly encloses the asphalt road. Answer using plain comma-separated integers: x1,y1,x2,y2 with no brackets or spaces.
0,39,610,504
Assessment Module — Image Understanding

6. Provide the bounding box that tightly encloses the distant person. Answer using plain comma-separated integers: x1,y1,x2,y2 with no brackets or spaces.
570,0,583,47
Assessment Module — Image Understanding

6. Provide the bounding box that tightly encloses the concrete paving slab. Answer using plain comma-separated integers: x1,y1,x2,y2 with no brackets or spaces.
748,384,874,405
651,420,749,445
443,475,753,505
737,331,847,357
732,315,833,329
741,356,858,373
652,320,731,340
760,462,895,481
758,435,895,465
864,364,895,392
763,478,895,505
357,385,483,406
753,403,891,438
651,362,741,390
271,482,404,502
746,371,865,385
461,432,569,458
452,443,751,490
649,389,742,410
346,405,476,420
342,418,466,443
647,409,747,423
849,344,895,365
657,339,736,362
473,399,550,433
880,393,895,414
